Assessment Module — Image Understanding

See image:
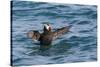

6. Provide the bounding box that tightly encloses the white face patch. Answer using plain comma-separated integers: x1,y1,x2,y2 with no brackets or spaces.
44,24,49,30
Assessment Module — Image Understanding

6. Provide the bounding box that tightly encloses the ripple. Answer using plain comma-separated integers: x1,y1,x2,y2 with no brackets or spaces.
77,20,90,25
34,11,58,16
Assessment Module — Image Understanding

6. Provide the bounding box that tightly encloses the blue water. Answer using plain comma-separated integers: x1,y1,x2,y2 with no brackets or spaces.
11,1,97,66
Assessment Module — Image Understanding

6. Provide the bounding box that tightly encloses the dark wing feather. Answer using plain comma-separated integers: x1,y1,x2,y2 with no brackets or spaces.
27,31,40,41
53,26,69,39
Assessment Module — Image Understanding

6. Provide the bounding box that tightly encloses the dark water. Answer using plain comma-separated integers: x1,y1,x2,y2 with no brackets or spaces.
11,1,97,66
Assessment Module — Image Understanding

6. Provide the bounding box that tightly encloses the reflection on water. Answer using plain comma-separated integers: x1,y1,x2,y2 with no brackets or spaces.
11,1,97,66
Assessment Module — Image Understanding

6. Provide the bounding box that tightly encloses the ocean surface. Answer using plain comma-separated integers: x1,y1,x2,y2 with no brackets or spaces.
11,1,97,66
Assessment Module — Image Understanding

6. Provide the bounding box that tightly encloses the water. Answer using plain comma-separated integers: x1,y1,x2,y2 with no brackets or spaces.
11,1,97,66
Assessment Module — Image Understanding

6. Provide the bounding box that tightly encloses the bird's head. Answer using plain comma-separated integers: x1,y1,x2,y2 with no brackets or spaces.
44,24,51,32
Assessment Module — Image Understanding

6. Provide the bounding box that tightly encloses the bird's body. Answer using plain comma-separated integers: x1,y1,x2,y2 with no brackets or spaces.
39,31,53,46
27,23,70,46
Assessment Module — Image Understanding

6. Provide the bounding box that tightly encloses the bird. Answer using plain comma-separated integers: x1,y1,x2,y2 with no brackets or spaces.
27,23,70,46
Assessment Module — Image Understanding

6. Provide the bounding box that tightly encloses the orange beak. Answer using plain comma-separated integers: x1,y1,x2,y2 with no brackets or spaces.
48,25,51,31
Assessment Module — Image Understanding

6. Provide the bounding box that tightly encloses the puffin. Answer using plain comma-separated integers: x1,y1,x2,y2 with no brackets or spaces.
27,23,70,46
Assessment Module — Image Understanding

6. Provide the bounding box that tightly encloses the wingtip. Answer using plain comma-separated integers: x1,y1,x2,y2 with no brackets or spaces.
27,31,34,38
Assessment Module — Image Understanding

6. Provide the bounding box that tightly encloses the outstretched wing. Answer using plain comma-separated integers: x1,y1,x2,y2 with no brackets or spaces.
27,30,40,41
53,26,69,39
